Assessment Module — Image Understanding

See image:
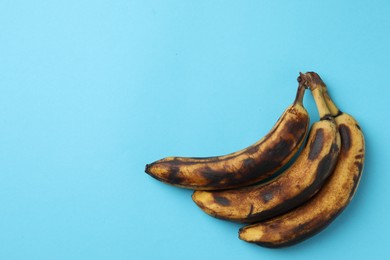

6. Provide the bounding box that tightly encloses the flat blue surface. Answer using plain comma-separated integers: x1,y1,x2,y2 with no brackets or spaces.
1,1,389,259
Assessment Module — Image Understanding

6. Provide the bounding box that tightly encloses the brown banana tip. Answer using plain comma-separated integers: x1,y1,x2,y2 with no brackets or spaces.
191,192,203,206
145,163,151,173
238,228,246,240
191,191,197,200
192,195,201,207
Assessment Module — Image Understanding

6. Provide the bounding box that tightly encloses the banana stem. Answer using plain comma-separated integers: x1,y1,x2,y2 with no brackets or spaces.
322,88,342,117
293,84,306,105
312,89,331,119
299,72,332,119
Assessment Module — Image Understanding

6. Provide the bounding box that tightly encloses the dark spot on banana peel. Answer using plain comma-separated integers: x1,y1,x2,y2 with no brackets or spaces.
268,222,280,229
254,241,282,248
167,166,185,184
264,120,307,160
285,117,308,135
263,137,295,162
214,196,231,206
293,223,307,234
257,182,281,205
332,142,340,154
350,171,362,197
308,129,325,161
261,192,274,203
242,157,256,168
202,158,281,187
249,160,282,179
339,124,352,154
201,167,229,186
244,116,303,158
342,169,361,195
247,145,259,155
353,173,359,183
315,151,338,184
292,215,321,234
233,116,290,157
248,204,254,217
355,123,362,130
355,154,364,160
354,161,363,174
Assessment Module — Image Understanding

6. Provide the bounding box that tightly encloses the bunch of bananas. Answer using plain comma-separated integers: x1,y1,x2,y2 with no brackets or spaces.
145,72,365,248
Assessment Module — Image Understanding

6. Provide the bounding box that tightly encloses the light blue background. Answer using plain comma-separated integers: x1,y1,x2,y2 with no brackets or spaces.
1,1,389,259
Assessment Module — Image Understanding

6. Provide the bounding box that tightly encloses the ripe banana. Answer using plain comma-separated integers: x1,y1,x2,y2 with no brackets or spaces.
145,84,309,190
239,72,365,248
192,80,340,222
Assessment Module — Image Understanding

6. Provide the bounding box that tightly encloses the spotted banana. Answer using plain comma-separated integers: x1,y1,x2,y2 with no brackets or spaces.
145,83,309,190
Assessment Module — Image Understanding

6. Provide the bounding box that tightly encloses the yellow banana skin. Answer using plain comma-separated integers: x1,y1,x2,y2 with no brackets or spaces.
192,84,340,222
145,85,309,190
239,72,365,248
